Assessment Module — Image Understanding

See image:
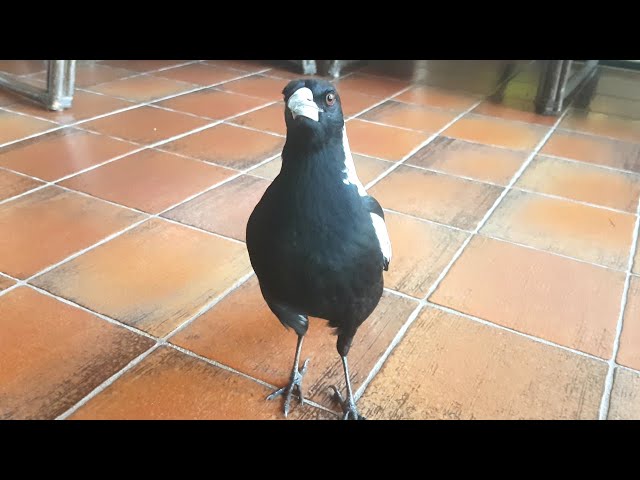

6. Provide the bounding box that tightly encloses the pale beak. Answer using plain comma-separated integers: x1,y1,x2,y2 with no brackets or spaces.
287,87,323,122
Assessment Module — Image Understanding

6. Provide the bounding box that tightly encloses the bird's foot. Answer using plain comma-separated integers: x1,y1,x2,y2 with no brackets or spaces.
267,358,310,417
329,386,366,420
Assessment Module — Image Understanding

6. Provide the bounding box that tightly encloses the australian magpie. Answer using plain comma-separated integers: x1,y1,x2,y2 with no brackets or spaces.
246,79,392,420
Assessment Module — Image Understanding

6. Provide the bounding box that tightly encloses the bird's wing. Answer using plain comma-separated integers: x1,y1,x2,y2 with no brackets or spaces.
363,196,392,271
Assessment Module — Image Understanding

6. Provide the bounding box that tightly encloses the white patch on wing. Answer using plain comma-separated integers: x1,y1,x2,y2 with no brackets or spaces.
287,87,323,122
341,126,367,197
370,212,392,265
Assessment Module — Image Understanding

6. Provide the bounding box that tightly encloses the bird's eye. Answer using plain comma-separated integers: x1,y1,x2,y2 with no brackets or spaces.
326,92,336,106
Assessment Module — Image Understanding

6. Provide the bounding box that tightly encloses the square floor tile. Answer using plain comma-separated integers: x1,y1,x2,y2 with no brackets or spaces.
0,187,144,279
360,101,459,132
90,75,197,102
516,155,640,213
169,276,418,410
443,113,550,150
473,99,557,126
560,110,640,143
0,274,14,291
341,91,385,117
608,368,640,420
541,130,640,173
406,136,528,185
204,60,271,73
32,64,136,88
99,60,190,73
156,88,268,120
369,165,503,230
358,306,607,419
395,86,480,111
0,129,138,182
0,287,154,419
163,174,269,241
231,103,286,135
346,119,431,161
219,75,287,101
160,124,284,169
430,236,625,358
617,276,640,371
481,189,635,270
0,169,42,201
334,73,409,98
60,149,234,214
32,218,252,337
81,106,210,144
383,211,469,298
0,110,57,145
152,63,245,86
68,346,333,420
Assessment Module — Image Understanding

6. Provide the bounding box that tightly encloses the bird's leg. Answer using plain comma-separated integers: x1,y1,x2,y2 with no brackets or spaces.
329,355,365,420
266,334,310,417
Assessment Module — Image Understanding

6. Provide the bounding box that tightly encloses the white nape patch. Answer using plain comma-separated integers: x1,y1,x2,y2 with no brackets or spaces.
341,127,367,197
287,87,323,122
371,212,392,264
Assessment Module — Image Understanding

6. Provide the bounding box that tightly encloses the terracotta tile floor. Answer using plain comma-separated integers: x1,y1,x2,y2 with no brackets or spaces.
1,60,639,420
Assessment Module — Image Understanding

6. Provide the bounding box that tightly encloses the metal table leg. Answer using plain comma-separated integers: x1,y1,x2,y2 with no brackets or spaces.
0,60,76,111
535,60,599,115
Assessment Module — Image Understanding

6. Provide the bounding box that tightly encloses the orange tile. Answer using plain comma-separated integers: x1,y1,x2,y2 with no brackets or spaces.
617,276,640,370
360,101,458,132
219,75,286,101
341,90,384,117
249,156,283,180
98,60,190,73
90,75,196,102
161,124,284,169
395,86,480,111
170,277,418,409
0,287,154,419
0,274,14,291
163,175,269,241
263,66,316,81
7,91,134,125
383,211,469,298
608,368,640,420
0,129,138,182
430,236,625,358
444,113,550,150
0,110,56,145
473,99,557,126
81,106,210,144
60,150,234,214
541,130,640,173
204,60,271,73
156,88,268,120
0,89,22,107
231,103,286,135
0,60,47,75
407,136,527,185
0,187,143,279
153,63,245,86
334,73,409,98
358,306,607,419
482,189,635,270
68,346,334,420
369,165,503,229
560,110,640,143
346,119,431,161
516,155,640,213
32,218,252,337
0,169,42,201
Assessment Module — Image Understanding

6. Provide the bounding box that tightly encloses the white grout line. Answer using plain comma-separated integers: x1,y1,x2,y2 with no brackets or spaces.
355,96,572,402
427,302,607,363
598,191,640,419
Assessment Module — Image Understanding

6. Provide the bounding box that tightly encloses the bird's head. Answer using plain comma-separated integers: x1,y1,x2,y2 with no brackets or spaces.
282,79,344,145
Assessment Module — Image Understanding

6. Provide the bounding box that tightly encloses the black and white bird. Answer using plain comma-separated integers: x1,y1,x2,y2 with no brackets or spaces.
246,79,392,420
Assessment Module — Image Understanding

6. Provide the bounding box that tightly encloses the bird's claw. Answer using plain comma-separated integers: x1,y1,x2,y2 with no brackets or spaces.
267,358,311,417
328,385,366,420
